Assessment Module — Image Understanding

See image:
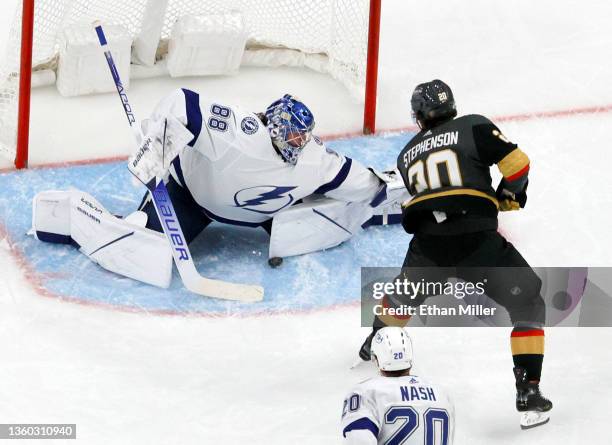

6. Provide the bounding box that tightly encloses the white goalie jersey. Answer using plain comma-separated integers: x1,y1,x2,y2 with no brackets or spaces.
341,375,455,445
143,88,384,226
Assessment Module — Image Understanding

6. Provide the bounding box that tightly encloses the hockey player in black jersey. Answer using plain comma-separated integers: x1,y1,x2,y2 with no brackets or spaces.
359,79,552,427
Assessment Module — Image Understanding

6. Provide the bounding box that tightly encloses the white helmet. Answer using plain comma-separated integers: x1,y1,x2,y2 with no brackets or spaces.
370,327,414,371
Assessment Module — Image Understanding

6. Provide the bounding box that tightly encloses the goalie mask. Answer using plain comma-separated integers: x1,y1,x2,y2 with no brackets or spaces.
265,94,315,165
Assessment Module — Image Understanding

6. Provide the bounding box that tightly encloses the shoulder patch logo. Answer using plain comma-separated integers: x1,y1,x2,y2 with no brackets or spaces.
241,116,259,135
492,129,510,144
313,135,323,145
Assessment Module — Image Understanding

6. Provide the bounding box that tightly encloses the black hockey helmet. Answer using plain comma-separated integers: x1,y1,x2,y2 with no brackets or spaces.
411,79,457,129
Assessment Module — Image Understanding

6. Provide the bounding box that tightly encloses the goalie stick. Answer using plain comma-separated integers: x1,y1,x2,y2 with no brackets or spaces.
93,21,264,303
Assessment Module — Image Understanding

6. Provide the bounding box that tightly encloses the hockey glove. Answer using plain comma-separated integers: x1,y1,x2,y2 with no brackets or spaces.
496,179,528,211
128,116,194,187
368,168,411,208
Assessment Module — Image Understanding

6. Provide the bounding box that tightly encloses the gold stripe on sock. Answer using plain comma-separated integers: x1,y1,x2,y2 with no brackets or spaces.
511,335,544,355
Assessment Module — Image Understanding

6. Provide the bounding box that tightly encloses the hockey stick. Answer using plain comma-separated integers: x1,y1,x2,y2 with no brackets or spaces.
93,21,264,302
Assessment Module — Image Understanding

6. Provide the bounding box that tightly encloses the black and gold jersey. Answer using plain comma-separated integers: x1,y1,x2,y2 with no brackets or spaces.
397,114,530,235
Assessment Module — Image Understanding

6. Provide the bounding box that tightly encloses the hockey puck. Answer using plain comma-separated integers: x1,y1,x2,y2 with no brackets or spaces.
268,257,283,268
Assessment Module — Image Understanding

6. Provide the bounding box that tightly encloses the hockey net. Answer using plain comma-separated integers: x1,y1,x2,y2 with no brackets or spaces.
0,0,378,167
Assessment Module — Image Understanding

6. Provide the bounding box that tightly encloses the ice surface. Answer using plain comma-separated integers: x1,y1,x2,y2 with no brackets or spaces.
1,0,612,444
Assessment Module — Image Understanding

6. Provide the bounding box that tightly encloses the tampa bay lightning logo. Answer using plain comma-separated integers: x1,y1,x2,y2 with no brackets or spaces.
241,116,259,135
234,185,297,214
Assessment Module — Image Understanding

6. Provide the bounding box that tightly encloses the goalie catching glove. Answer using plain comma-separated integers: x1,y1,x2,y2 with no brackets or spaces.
369,168,410,215
128,115,194,187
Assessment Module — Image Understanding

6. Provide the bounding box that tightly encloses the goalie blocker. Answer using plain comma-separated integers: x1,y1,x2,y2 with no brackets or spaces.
30,190,172,288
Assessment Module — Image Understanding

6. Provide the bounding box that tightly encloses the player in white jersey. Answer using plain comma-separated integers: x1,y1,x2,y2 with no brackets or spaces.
30,90,408,288
135,90,401,246
341,328,454,445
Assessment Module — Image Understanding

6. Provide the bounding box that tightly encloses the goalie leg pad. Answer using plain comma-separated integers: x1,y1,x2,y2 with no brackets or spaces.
269,196,373,259
31,190,173,288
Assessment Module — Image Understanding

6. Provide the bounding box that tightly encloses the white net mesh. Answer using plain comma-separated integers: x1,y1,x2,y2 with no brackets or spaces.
0,0,370,163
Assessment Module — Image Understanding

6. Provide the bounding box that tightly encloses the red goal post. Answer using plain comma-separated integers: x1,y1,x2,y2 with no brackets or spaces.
5,0,382,169
15,0,35,169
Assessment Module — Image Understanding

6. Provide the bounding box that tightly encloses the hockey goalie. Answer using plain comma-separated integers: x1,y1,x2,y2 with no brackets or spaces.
30,90,408,288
